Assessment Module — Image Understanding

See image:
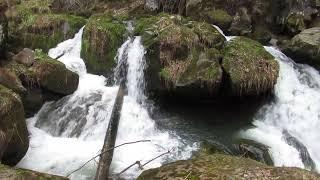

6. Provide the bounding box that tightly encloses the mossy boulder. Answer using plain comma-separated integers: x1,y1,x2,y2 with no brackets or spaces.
6,0,86,52
137,153,320,180
81,14,127,76
3,49,79,115
282,27,320,68
205,9,233,30
0,164,68,180
0,85,29,166
30,49,79,95
222,37,279,96
135,14,226,98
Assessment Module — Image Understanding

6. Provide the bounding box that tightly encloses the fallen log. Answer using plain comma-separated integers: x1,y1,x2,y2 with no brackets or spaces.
95,85,125,180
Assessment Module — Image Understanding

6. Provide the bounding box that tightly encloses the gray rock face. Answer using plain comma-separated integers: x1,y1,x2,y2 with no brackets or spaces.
12,48,35,67
282,27,320,67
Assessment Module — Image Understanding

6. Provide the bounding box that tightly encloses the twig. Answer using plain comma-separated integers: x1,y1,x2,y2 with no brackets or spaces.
118,161,143,175
142,148,173,167
66,140,151,177
184,171,191,180
116,148,174,177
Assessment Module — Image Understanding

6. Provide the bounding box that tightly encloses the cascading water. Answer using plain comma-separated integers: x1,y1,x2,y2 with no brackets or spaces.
113,36,196,178
242,47,320,172
17,28,196,179
213,24,320,172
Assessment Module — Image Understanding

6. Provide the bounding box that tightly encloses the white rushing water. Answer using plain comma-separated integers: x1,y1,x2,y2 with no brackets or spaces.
17,29,196,179
243,46,320,172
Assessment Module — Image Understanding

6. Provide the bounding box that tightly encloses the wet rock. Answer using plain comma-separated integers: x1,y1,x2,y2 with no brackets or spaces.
282,27,320,68
138,153,320,180
81,14,127,76
234,139,273,166
12,48,34,67
282,130,316,170
0,164,68,180
222,37,279,96
0,84,29,166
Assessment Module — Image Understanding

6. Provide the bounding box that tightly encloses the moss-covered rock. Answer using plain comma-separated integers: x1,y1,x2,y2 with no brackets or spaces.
205,9,233,30
282,27,320,68
0,84,29,166
6,0,86,52
30,49,79,94
0,164,68,180
81,14,127,76
137,153,320,180
222,37,279,96
285,13,306,35
136,13,225,98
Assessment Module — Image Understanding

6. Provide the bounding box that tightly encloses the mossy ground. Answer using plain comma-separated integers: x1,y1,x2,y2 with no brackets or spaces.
138,153,320,180
0,164,68,179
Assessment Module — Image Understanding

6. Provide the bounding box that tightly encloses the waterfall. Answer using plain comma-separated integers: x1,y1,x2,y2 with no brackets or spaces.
242,47,320,172
17,29,196,179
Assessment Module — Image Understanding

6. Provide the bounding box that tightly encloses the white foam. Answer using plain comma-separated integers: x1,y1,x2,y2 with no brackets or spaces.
244,46,320,171
18,30,197,179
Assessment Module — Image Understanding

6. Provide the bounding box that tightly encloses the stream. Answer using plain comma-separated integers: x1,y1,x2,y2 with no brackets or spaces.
16,26,320,179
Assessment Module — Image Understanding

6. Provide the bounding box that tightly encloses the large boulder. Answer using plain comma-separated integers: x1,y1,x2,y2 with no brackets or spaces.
31,49,79,95
282,27,320,68
135,14,225,98
0,164,68,180
4,49,79,116
138,153,320,179
6,0,86,52
222,37,279,96
81,14,127,76
0,85,29,166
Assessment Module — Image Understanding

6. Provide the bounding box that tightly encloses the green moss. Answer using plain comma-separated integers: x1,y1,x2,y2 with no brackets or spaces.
222,37,279,96
81,14,127,75
0,164,68,179
8,1,86,52
205,9,233,30
138,152,320,179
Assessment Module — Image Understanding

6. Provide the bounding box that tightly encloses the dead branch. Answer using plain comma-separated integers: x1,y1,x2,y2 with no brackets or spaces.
66,140,151,177
116,148,174,177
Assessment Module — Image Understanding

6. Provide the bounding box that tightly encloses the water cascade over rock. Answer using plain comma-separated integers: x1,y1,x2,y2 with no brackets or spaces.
17,28,196,179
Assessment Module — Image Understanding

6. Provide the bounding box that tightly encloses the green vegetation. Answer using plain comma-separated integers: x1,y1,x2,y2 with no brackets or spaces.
81,14,127,75
7,0,86,52
222,37,279,96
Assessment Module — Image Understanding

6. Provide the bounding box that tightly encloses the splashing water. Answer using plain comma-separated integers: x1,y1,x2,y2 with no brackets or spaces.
242,46,320,172
17,29,197,179
112,37,196,178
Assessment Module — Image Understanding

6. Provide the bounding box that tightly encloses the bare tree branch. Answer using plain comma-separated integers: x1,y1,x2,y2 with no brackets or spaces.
66,140,151,177
115,148,174,177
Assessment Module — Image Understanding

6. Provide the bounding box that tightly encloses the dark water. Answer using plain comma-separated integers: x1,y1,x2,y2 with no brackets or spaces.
150,98,270,153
